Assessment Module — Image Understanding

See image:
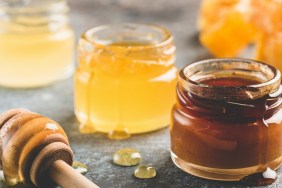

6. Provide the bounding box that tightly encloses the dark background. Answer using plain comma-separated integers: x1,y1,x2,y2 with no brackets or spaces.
0,0,280,187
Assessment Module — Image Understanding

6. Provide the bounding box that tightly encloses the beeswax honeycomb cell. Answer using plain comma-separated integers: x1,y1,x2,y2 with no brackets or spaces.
200,11,257,57
249,0,282,33
256,32,282,70
198,0,239,31
198,0,282,71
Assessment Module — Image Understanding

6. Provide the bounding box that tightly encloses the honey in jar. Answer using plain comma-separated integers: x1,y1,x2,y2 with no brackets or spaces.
171,58,282,182
75,24,177,139
0,0,74,88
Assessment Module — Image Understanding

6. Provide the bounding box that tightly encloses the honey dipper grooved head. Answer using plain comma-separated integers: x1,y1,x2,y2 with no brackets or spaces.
0,109,73,187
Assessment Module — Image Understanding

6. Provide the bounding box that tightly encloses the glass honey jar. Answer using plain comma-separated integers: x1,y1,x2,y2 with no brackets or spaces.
171,58,282,181
75,23,177,139
0,0,74,88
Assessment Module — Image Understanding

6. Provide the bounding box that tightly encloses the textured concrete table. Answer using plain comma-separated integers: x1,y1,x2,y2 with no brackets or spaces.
0,0,281,187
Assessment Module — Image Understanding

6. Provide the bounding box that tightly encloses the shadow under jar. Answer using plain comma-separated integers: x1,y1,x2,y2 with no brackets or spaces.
75,23,177,139
171,58,282,181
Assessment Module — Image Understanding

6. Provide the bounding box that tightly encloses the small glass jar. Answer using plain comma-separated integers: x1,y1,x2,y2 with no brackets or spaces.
171,58,282,181
75,23,177,139
0,0,74,88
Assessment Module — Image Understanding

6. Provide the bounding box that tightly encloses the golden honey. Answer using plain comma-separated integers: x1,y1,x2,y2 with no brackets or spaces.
0,0,74,88
75,24,177,138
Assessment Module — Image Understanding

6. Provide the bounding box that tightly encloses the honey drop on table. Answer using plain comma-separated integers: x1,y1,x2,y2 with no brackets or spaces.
113,148,141,167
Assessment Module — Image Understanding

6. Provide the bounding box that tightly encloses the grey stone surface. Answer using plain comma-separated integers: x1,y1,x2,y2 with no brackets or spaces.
0,0,281,188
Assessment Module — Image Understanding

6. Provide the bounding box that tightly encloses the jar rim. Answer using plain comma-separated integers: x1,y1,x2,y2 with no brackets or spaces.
81,23,173,50
0,0,69,34
179,58,281,100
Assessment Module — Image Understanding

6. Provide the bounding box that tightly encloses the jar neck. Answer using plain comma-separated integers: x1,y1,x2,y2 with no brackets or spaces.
78,24,176,74
0,0,70,34
177,59,282,120
177,84,282,120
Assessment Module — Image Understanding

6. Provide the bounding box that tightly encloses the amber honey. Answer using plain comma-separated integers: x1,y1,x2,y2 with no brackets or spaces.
171,59,282,182
75,24,177,139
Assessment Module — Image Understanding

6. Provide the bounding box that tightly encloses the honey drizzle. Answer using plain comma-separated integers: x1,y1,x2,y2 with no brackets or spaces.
240,91,282,185
108,78,130,140
79,71,96,133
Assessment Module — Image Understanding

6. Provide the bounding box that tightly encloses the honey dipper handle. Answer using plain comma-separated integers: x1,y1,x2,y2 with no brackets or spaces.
49,160,100,188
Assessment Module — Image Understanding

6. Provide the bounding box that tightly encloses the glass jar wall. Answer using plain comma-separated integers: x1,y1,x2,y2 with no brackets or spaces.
171,58,282,181
75,23,177,139
0,0,74,88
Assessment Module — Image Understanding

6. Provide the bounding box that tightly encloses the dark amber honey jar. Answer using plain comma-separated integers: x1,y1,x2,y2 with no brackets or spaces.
171,58,282,181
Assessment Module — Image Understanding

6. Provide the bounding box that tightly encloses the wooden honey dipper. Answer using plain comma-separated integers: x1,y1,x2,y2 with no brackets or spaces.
0,109,99,188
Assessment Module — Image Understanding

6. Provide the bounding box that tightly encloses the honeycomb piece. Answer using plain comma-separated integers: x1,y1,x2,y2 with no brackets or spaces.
198,0,239,31
249,0,282,33
198,0,281,68
200,11,257,57
256,32,282,70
